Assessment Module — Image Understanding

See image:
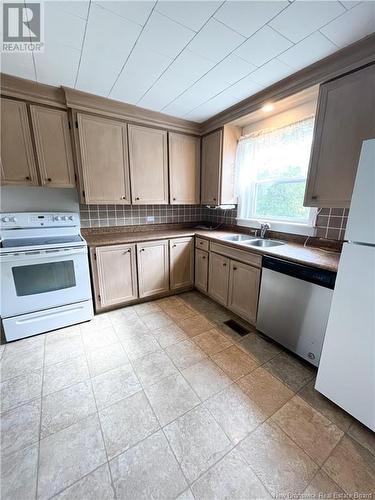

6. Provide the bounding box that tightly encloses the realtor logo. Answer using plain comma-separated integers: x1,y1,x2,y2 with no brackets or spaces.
2,3,44,52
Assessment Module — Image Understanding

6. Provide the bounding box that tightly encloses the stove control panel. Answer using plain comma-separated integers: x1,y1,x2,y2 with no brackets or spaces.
0,213,78,228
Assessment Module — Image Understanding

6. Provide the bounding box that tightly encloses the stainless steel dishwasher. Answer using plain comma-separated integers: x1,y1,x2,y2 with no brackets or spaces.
256,256,336,367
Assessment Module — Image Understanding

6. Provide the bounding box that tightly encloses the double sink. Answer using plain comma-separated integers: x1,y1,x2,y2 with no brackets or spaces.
221,234,285,248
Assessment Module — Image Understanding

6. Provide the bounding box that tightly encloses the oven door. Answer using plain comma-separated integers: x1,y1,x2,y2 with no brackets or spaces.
0,247,92,318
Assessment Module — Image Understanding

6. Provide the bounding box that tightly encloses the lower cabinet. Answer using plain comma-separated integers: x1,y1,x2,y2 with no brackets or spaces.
227,259,260,324
195,249,208,292
208,252,230,306
138,240,169,298
95,244,138,308
170,237,194,291
208,251,261,324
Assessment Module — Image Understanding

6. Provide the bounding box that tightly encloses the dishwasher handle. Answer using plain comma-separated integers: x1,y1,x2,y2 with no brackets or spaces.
262,256,336,290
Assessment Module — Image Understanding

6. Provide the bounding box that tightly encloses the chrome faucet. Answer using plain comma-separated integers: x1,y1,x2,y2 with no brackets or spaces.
260,223,270,239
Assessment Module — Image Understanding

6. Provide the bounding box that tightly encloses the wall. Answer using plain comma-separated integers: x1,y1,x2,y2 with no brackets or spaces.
0,186,79,212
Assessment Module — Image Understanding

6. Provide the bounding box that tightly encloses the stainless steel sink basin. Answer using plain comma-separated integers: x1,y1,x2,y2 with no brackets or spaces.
243,239,285,248
221,234,254,242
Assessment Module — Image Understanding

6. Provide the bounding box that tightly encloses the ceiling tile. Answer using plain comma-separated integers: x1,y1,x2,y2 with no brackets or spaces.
156,1,222,32
34,43,80,87
50,1,90,20
248,58,293,87
235,25,292,67
1,53,36,80
110,43,172,104
187,18,245,63
76,4,141,96
278,32,338,70
214,0,289,37
138,50,215,110
163,72,232,117
270,1,346,42
340,1,361,9
205,54,256,86
320,2,375,47
138,11,195,59
185,76,263,121
44,3,86,51
96,1,155,26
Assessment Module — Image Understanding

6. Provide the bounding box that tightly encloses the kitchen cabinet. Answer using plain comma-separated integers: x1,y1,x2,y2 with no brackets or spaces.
30,106,75,188
77,113,131,204
208,252,229,306
170,237,194,290
1,98,38,186
169,133,200,204
95,244,138,308
305,64,375,208
201,125,240,205
137,240,169,298
195,249,208,293
128,124,168,204
227,259,260,324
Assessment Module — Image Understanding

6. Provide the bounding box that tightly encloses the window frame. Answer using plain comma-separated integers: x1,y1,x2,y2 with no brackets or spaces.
236,117,317,236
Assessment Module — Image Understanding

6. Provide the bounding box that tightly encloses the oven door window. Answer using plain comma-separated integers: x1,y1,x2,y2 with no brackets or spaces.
12,261,76,296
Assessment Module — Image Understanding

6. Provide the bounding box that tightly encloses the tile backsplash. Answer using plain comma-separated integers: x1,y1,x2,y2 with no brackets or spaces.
79,204,204,228
79,204,348,241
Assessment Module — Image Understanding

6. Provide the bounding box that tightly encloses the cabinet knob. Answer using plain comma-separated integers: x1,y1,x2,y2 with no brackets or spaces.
173,197,176,201
172,244,176,248
202,256,206,260
223,263,227,267
124,249,131,253
140,248,145,252
121,196,126,200
233,267,237,271
311,195,318,200
47,178,52,182
25,176,30,181
213,198,216,201
135,197,140,201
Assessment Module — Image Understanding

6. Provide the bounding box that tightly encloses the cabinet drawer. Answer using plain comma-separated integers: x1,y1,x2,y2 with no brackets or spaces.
210,242,261,268
195,237,209,252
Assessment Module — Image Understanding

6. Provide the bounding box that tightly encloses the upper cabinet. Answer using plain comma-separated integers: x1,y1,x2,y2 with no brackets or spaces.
201,125,240,205
169,133,200,205
1,98,38,186
30,106,75,188
77,113,131,204
305,64,375,208
128,125,168,205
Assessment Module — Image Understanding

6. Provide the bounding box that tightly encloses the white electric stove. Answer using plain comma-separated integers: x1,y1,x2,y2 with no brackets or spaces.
0,212,93,341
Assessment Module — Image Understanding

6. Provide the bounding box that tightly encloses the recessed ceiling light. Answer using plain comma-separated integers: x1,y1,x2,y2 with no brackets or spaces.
262,103,274,113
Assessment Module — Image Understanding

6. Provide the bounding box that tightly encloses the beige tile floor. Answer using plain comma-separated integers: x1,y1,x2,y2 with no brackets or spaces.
1,291,374,499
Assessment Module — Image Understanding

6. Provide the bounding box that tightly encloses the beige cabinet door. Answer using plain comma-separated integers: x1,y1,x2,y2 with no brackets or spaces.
137,240,169,298
170,237,194,290
195,249,208,293
201,129,222,205
77,113,131,204
208,252,229,306
169,133,200,204
305,64,375,208
128,125,168,204
227,260,260,325
1,98,38,185
96,244,138,307
30,106,75,188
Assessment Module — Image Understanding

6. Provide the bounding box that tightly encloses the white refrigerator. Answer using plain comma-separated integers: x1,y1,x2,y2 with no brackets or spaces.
316,139,375,431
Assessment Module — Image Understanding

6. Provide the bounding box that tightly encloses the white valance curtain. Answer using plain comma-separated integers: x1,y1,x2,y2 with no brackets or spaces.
235,116,315,221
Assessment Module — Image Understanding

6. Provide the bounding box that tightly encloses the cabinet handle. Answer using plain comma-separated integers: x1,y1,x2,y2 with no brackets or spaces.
25,176,30,181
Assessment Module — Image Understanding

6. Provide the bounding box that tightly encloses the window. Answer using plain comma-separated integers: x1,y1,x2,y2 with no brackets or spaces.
236,116,316,234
